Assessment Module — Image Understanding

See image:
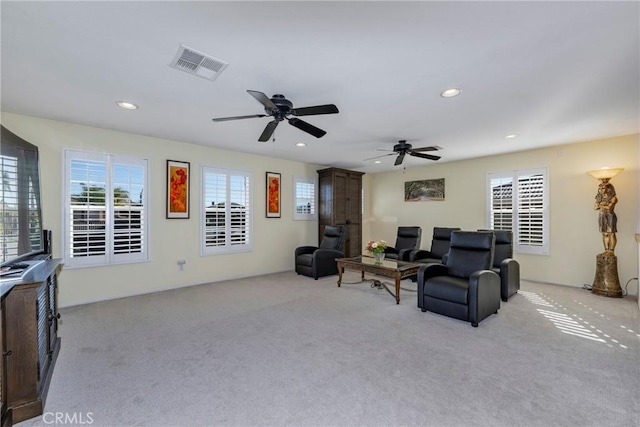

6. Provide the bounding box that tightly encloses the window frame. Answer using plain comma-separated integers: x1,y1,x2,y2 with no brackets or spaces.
293,176,317,221
486,167,549,255
63,149,149,268
200,165,253,256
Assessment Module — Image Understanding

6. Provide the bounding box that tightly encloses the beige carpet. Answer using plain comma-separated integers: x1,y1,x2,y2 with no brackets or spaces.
16,271,640,427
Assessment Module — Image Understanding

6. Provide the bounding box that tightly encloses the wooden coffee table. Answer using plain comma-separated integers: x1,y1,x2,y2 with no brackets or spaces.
336,256,421,304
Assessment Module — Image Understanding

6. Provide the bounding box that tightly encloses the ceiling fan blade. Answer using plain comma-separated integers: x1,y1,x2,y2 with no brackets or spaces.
410,151,441,161
212,114,268,122
288,117,326,138
291,104,339,116
363,153,395,161
395,153,406,166
258,120,279,142
411,146,440,152
247,90,277,110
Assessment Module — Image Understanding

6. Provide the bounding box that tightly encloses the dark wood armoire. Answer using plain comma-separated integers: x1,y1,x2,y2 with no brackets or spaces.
317,168,364,258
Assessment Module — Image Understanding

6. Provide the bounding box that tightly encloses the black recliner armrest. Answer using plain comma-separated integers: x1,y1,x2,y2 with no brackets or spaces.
295,246,318,257
313,249,345,278
409,249,434,262
468,270,501,327
384,247,399,255
397,248,413,262
499,258,520,301
416,263,448,308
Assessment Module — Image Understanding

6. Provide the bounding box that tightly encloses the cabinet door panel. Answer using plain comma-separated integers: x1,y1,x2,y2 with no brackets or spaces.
333,172,347,225
4,287,38,407
347,224,362,257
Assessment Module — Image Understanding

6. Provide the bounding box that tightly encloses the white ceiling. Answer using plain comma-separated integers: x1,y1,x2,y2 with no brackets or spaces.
2,1,639,173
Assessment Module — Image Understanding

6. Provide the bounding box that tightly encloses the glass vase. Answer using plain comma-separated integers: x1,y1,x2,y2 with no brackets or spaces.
373,252,385,264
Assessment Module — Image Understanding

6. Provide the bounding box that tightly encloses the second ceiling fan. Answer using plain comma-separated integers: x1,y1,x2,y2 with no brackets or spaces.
366,140,441,166
212,90,339,142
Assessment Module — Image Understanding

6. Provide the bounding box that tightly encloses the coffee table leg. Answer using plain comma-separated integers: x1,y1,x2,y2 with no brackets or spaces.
395,277,401,304
337,266,343,287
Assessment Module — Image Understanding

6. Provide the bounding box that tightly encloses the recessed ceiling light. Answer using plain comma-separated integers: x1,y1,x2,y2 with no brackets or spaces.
374,160,382,164
505,134,519,139
440,88,461,98
116,101,138,110
295,142,306,147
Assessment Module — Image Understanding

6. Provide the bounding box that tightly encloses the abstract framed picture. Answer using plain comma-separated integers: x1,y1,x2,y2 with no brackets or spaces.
266,171,281,218
404,178,445,202
167,160,190,218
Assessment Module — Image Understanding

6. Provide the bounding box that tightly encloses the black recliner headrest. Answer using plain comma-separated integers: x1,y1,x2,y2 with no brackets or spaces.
433,227,461,240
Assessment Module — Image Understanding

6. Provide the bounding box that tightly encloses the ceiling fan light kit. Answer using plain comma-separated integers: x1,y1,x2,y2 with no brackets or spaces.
212,90,339,142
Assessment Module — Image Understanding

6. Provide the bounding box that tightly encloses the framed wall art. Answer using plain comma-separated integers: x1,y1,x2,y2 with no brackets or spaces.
167,160,190,218
266,171,281,218
405,178,445,202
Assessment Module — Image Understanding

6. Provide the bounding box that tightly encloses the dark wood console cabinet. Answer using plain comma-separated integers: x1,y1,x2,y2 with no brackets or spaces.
0,259,62,427
318,168,364,258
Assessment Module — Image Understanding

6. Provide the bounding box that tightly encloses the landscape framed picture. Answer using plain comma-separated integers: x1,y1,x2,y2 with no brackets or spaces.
167,160,190,218
266,171,281,218
404,178,445,201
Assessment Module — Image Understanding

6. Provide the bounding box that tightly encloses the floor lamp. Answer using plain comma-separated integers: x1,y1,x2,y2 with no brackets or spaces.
587,167,624,298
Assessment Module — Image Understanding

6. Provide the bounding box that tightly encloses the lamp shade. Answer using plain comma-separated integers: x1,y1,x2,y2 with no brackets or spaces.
587,168,624,181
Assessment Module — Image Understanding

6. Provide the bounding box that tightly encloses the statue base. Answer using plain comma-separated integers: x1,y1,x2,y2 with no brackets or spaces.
591,252,622,298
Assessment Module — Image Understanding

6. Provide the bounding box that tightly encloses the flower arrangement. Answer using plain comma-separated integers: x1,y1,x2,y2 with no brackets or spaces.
366,239,387,254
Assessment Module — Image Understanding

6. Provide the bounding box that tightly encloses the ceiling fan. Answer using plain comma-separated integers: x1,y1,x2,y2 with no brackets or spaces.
212,90,339,142
365,140,441,166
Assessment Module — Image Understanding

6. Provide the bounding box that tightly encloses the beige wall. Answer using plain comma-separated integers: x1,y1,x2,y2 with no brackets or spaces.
2,113,321,307
364,134,639,296
3,112,638,306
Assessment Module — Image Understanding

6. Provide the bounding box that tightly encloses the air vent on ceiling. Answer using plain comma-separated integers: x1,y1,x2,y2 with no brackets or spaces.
170,44,228,81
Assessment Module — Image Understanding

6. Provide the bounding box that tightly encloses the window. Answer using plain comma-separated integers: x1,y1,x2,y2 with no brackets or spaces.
64,149,148,267
487,167,548,255
293,177,317,220
201,166,252,255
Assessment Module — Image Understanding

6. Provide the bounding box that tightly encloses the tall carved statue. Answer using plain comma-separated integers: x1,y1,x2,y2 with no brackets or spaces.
587,167,623,298
594,182,618,253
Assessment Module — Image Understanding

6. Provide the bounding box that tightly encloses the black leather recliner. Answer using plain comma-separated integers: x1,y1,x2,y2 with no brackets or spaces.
295,225,346,280
478,229,520,301
417,231,501,327
409,227,460,264
384,226,422,261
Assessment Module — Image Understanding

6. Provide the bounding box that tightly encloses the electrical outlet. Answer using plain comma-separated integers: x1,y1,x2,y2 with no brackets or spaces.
177,259,186,271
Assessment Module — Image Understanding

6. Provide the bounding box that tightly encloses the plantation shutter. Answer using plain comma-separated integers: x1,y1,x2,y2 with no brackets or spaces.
67,152,108,265
64,150,148,267
202,166,252,254
488,173,513,231
487,167,548,255
0,154,19,260
293,177,317,220
516,170,547,252
112,157,147,262
229,173,250,246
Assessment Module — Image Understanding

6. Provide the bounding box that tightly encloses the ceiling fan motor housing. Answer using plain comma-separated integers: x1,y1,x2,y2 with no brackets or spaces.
268,94,293,121
394,141,411,152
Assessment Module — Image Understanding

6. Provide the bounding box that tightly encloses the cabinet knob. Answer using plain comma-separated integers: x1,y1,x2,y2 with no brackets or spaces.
48,312,61,321
3,350,11,357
